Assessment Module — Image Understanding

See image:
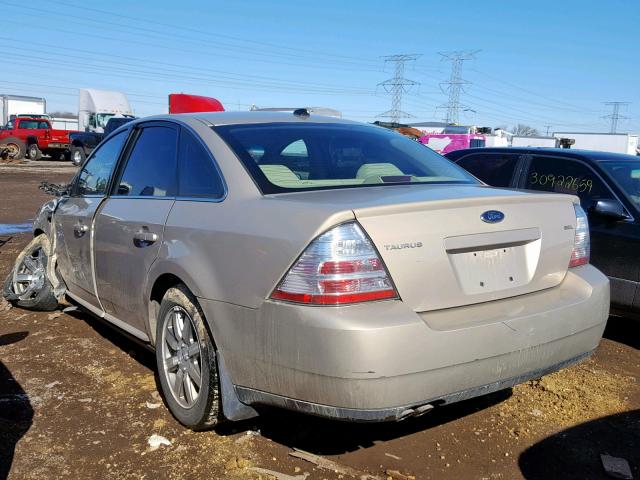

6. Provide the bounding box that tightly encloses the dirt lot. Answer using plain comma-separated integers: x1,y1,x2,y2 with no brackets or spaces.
1,161,639,480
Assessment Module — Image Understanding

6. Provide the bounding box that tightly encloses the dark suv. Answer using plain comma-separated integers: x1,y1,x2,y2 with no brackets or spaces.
69,116,136,166
446,147,640,317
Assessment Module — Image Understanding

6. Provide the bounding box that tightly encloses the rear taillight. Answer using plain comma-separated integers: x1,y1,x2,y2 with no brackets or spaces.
569,204,590,268
271,222,398,305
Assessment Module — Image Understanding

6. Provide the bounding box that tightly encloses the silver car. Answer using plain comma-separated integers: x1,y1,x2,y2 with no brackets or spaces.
3,111,610,429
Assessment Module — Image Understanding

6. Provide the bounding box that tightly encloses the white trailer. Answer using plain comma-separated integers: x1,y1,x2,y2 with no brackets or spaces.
0,94,46,126
51,117,79,130
79,89,133,133
250,105,342,118
512,136,559,148
553,132,639,155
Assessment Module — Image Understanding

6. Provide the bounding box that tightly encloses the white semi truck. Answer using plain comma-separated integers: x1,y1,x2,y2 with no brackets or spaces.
0,95,46,126
78,89,133,133
553,132,639,155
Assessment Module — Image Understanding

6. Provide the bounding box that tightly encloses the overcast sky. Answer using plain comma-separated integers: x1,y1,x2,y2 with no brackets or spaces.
1,0,637,133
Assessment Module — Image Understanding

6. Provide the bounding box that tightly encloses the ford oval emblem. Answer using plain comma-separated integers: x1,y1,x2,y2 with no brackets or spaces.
481,210,505,223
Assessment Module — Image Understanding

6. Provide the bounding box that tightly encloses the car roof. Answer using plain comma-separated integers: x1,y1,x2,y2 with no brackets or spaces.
446,147,640,164
132,111,362,127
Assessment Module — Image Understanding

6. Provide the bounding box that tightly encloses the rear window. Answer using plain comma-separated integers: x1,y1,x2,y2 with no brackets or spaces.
214,123,477,193
18,120,49,129
455,153,519,187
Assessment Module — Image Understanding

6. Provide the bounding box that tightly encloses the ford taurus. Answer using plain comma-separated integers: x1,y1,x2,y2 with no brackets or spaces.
3,111,610,429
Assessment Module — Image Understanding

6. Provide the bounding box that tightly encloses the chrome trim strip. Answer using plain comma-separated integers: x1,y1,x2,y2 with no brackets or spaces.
101,312,149,342
66,291,149,342
108,196,175,200
66,290,103,317
175,196,226,203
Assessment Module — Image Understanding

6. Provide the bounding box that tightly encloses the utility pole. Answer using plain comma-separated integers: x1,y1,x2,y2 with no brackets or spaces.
377,54,421,124
603,102,630,133
438,50,479,124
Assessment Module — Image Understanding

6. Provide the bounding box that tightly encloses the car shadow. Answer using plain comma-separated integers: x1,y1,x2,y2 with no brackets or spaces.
64,307,515,454
65,308,156,371
604,315,640,350
222,389,512,455
519,410,640,480
0,331,32,480
0,235,12,250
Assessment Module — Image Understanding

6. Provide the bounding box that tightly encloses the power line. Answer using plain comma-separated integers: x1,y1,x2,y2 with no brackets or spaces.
377,54,421,123
45,0,386,68
3,1,386,73
603,102,631,133
0,40,373,95
438,50,479,124
471,68,599,112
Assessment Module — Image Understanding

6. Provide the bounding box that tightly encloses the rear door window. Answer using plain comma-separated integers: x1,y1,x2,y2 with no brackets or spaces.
115,125,178,197
177,128,224,198
455,153,519,187
525,156,614,209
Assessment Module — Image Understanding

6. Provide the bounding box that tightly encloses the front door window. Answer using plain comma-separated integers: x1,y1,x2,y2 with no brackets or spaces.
75,131,127,196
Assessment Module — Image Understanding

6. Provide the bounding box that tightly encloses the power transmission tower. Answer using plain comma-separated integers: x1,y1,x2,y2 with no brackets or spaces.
438,50,479,124
544,125,552,136
603,102,630,133
377,54,421,124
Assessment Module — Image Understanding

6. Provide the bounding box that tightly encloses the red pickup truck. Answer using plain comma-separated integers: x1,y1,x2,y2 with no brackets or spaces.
0,117,76,160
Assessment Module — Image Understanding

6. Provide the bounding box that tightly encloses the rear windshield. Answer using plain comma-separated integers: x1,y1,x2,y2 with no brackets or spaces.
18,120,49,129
214,123,478,193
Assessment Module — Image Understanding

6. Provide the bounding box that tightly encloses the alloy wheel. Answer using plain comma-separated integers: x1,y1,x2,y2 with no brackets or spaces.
161,306,203,408
12,247,46,300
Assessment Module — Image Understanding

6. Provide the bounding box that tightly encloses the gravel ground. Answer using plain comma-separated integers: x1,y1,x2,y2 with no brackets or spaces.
0,161,638,480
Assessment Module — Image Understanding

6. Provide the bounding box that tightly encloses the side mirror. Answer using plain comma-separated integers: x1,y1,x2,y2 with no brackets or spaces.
39,181,70,197
592,199,629,220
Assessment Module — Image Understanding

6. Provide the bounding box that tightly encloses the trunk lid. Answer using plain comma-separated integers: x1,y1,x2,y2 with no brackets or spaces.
348,186,578,312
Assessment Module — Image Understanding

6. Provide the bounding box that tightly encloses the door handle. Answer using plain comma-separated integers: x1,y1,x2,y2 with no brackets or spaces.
73,223,89,237
133,230,158,245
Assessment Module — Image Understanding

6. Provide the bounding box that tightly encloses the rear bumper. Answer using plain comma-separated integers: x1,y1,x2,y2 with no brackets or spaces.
45,143,69,150
200,264,609,421
235,349,594,422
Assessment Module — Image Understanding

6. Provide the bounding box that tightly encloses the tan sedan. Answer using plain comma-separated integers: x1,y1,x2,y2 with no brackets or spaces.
3,111,609,429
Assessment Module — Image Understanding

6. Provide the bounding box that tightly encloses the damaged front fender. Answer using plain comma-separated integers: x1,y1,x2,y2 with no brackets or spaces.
32,198,66,300
33,198,60,237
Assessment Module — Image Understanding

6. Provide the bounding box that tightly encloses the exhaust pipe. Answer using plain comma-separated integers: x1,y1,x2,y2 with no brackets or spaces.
397,403,434,421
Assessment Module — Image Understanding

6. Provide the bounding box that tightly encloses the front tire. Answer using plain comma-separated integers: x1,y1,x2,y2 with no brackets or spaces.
155,285,222,430
0,137,26,160
3,235,58,311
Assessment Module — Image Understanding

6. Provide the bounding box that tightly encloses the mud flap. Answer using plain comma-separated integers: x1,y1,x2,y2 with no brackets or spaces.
217,352,259,421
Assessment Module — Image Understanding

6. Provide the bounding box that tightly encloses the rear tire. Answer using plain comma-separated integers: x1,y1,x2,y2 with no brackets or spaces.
0,137,26,160
3,235,59,311
70,146,85,166
27,143,42,161
155,284,222,430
